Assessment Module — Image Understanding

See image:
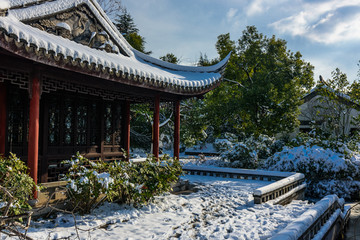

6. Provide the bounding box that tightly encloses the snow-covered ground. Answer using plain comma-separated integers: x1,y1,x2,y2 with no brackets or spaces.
7,174,313,240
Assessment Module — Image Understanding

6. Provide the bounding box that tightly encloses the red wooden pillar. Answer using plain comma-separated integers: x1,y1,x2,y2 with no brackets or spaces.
174,100,180,160
124,101,131,159
152,96,160,159
28,70,40,197
0,82,6,155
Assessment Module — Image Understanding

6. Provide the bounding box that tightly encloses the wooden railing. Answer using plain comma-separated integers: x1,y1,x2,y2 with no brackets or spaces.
182,166,306,204
271,195,351,240
253,173,306,204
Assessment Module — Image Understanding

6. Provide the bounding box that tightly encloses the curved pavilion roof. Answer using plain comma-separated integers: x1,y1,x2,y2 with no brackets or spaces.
0,0,229,97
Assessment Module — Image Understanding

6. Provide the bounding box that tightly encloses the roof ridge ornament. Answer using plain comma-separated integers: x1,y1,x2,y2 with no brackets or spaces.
23,3,123,55
0,0,9,16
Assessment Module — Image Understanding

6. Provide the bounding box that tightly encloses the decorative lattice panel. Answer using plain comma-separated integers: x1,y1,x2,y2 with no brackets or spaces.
42,76,138,101
0,68,29,90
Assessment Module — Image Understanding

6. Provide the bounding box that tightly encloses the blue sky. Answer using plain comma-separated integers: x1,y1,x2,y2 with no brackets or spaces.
121,0,360,83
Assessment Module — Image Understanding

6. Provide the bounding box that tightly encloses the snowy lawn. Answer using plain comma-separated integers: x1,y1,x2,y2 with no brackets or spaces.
7,175,313,240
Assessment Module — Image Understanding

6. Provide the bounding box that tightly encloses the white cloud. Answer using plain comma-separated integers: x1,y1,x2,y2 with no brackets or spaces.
246,0,288,16
226,8,238,22
247,0,265,16
223,7,245,32
271,0,360,44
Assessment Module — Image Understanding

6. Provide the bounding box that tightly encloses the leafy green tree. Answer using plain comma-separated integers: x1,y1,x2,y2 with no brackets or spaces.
158,53,210,147
180,98,209,147
130,102,176,152
326,68,349,92
126,32,151,54
160,53,180,64
311,68,359,139
349,61,360,101
204,26,314,137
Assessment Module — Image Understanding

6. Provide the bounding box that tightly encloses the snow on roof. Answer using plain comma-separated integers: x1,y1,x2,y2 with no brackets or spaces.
0,0,229,94
0,0,10,9
55,21,71,31
7,0,134,57
0,16,223,89
134,48,230,73
6,0,37,8
307,85,353,101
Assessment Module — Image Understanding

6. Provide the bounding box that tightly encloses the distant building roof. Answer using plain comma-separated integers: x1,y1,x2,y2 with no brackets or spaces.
303,85,360,109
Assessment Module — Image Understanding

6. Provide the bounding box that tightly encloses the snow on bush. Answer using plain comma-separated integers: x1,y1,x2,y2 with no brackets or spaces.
63,153,183,213
262,145,360,199
215,132,360,198
0,153,37,216
216,134,284,169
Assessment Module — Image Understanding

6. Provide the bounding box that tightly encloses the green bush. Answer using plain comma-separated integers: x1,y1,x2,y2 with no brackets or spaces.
63,153,183,213
0,153,37,216
63,153,114,214
130,155,183,205
106,160,136,204
218,134,282,169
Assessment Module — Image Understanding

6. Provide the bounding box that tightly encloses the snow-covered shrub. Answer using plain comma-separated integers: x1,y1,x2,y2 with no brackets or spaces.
108,154,182,205
221,143,257,168
262,145,360,198
214,138,233,152
129,155,183,205
307,180,360,199
106,160,137,204
63,153,113,214
287,132,359,158
0,153,37,216
63,153,183,213
218,134,279,169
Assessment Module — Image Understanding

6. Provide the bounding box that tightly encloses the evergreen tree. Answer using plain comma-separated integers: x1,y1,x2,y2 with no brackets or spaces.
115,8,138,35
114,8,151,54
160,53,180,64
197,53,218,66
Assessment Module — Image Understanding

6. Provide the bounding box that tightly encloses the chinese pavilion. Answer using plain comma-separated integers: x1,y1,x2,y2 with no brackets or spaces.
0,0,229,184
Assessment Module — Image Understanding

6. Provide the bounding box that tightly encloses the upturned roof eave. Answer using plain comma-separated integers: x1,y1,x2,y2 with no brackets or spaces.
133,49,231,74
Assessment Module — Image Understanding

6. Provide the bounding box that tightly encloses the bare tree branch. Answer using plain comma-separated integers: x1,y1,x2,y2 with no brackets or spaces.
96,0,123,20
0,185,33,240
223,78,245,89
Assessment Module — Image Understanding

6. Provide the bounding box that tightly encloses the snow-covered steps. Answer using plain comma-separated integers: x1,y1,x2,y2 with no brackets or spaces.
271,195,351,240
182,166,306,205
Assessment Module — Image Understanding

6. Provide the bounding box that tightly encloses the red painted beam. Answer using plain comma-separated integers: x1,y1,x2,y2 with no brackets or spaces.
174,100,180,160
28,70,40,197
153,96,160,159
0,82,6,155
124,101,131,160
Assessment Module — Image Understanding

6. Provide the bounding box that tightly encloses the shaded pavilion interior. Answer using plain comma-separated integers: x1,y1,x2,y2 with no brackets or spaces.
0,0,228,184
